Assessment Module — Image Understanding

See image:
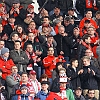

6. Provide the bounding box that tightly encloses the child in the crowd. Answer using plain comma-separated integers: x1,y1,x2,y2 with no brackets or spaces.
36,81,49,100
11,84,34,100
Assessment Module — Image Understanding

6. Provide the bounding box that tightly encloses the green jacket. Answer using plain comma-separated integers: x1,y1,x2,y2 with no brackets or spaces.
66,89,75,100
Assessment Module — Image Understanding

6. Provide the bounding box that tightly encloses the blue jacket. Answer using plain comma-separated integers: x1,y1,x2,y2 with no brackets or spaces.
36,90,49,100
11,94,34,100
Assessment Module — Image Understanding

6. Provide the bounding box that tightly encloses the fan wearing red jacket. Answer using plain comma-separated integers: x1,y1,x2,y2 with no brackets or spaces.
87,26,99,58
0,48,15,80
43,47,57,83
79,10,98,37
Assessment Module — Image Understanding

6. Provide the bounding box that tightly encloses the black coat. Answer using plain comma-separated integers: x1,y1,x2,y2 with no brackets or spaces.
70,35,81,59
85,95,97,100
67,66,81,90
5,40,15,50
9,6,27,26
64,24,75,37
74,95,86,100
54,34,71,57
80,65,100,90
3,24,14,38
78,44,87,60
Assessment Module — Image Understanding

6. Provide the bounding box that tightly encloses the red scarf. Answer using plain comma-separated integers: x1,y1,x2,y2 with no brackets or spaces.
12,73,20,81
18,95,32,100
11,6,23,17
60,87,68,100
25,50,36,68
82,41,98,58
81,41,92,50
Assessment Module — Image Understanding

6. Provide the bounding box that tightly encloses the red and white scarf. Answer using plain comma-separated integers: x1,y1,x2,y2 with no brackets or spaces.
25,50,36,68
28,78,41,94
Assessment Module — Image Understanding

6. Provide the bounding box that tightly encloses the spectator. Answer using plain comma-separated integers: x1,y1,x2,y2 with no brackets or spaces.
29,70,41,97
79,20,91,37
40,23,56,37
6,66,21,99
0,3,8,27
87,26,99,58
39,74,49,83
74,87,85,100
25,21,38,35
38,16,56,35
5,31,19,50
25,44,38,72
59,73,75,100
70,27,81,59
16,25,28,44
80,56,100,99
65,7,80,20
67,58,81,90
9,0,27,25
11,72,34,97
3,15,16,38
85,89,97,100
54,25,71,63
53,18,62,35
93,11,100,25
23,14,33,33
36,81,49,100
79,10,98,33
78,34,91,59
63,16,75,37
0,47,15,80
11,84,34,100
26,4,36,18
50,6,62,21
52,62,63,80
10,40,29,72
43,47,57,84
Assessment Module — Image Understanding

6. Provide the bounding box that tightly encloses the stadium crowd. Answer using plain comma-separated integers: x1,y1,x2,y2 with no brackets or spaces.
0,0,100,100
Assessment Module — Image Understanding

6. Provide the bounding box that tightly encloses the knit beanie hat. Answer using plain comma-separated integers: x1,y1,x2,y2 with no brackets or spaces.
1,48,9,55
20,84,28,90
